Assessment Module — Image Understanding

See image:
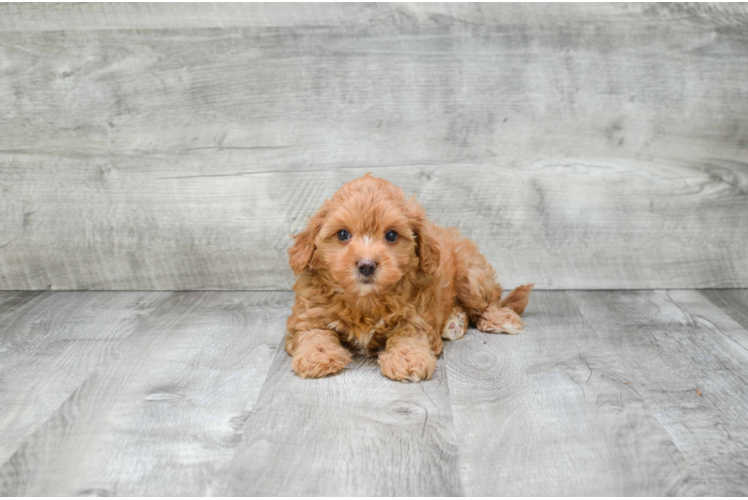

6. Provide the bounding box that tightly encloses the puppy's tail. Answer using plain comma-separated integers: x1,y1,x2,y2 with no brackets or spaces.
499,284,534,315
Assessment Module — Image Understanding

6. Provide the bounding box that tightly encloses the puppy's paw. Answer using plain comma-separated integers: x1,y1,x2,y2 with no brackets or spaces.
476,304,524,335
292,341,352,378
441,306,468,341
378,337,436,382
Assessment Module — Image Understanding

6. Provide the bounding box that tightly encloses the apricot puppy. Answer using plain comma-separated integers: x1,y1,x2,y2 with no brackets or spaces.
285,174,533,382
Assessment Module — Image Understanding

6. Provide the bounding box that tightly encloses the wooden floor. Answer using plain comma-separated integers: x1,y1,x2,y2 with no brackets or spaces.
1,290,747,496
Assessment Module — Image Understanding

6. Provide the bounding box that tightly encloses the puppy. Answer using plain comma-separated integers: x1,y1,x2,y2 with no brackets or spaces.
285,174,533,382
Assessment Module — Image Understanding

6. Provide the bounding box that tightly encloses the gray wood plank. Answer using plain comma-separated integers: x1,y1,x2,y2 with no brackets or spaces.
0,291,288,496
0,291,167,465
2,3,748,290
0,291,46,326
445,290,702,496
2,3,746,32
2,158,747,291
574,290,748,496
701,289,748,332
219,347,462,495
688,290,748,356
2,289,748,495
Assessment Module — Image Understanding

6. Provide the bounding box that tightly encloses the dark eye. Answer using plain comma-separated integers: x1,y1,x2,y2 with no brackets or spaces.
385,230,398,242
337,229,351,241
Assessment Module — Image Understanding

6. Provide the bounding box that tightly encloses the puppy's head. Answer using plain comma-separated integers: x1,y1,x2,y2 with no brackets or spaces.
288,174,440,296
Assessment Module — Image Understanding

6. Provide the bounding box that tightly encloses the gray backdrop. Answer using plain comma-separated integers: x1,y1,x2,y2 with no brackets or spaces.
1,3,746,290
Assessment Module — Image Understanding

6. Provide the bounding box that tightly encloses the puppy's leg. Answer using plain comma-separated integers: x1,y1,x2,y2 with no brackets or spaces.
378,325,437,382
476,304,524,335
475,284,535,335
288,329,352,378
453,237,533,334
441,305,468,341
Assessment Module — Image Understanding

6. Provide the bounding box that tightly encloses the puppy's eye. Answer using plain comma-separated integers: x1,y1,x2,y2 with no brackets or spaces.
385,230,398,242
337,229,351,242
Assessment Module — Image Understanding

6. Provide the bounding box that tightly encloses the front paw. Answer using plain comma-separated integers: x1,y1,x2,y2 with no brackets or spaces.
378,337,436,382
292,342,352,379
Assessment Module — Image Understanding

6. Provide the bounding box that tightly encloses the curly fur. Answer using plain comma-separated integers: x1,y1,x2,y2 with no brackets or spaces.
286,174,533,382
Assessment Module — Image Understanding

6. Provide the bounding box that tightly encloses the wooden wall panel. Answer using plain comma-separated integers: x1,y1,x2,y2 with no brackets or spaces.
1,3,747,32
0,3,746,289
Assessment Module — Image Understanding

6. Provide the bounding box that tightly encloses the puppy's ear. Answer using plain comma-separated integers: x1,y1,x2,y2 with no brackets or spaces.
406,196,440,275
415,228,440,275
288,205,327,274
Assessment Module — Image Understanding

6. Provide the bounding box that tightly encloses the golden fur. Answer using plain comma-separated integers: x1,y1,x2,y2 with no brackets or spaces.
285,174,533,382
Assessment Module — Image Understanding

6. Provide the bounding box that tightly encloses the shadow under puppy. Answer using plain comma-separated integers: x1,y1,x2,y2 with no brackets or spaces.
286,174,533,382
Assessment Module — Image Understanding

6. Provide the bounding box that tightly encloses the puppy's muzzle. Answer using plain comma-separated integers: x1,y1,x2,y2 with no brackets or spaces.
357,259,377,277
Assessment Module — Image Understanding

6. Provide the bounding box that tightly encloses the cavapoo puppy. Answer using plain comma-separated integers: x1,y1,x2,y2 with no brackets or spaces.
286,174,533,382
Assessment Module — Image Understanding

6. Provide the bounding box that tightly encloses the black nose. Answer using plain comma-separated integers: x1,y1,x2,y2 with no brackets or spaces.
357,259,377,277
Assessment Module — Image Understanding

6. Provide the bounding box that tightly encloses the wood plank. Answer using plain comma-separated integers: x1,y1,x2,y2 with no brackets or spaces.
2,15,746,163
686,290,748,356
2,157,747,291
1,3,748,290
2,289,748,494
701,289,748,332
0,291,46,323
0,291,166,465
2,3,747,32
219,345,462,495
574,290,748,496
0,291,289,496
445,290,701,495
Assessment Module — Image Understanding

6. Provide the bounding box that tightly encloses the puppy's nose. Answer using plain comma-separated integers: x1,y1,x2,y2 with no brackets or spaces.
357,259,377,277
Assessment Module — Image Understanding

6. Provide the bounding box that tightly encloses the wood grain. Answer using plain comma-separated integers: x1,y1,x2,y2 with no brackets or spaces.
1,3,747,290
574,290,748,496
2,3,748,31
1,157,747,290
2,290,748,495
0,291,166,465
0,291,288,496
219,345,462,496
445,291,702,496
701,289,748,332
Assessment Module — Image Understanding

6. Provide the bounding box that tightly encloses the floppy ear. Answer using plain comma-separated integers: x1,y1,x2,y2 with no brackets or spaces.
406,196,440,275
415,227,440,275
288,206,327,274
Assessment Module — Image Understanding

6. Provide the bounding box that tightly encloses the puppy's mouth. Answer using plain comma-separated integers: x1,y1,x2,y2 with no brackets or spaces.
354,274,378,296
357,275,376,285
